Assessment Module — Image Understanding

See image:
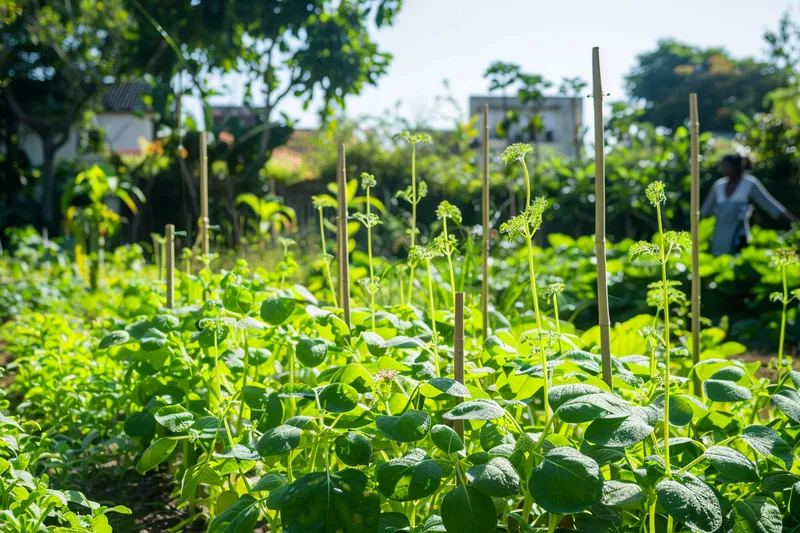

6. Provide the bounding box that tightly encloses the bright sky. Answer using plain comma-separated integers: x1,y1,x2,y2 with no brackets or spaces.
206,0,798,130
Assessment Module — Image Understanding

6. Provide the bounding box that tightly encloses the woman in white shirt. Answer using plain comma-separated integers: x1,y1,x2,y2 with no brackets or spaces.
701,154,796,256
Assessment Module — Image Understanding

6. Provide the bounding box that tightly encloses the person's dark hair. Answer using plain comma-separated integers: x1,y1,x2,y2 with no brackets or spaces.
721,153,743,173
741,155,753,171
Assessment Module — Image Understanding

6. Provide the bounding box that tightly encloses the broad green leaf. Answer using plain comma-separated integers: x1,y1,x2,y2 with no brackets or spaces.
741,425,793,469
318,383,359,413
528,446,603,513
332,363,374,393
253,473,287,493
443,399,505,421
421,378,471,398
260,297,295,325
548,384,607,411
154,405,194,433
703,379,752,402
378,512,410,533
124,412,155,438
99,330,130,349
295,337,328,368
772,389,800,425
222,283,253,314
280,469,380,533
136,438,177,474
704,446,759,482
466,457,520,497
376,410,431,442
732,496,781,533
656,473,722,533
556,393,630,423
602,480,644,506
430,425,464,454
651,393,699,427
441,485,497,533
377,448,442,501
207,494,260,533
257,425,301,456
334,432,373,466
584,409,653,447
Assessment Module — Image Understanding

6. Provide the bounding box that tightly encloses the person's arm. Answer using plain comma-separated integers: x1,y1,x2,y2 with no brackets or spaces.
748,176,797,221
700,182,717,218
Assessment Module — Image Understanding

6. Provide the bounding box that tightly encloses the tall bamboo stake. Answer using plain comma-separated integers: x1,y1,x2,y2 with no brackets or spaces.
482,104,490,341
689,93,702,396
337,144,351,327
454,292,465,441
593,47,613,388
200,131,209,255
165,224,175,308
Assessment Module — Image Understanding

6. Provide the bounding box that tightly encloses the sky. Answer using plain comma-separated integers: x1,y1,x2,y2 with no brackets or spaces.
204,0,798,130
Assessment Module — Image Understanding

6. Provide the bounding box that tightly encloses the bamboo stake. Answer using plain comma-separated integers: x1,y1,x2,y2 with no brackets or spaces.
200,130,209,255
454,292,465,441
481,104,490,341
337,144,351,327
593,47,613,388
165,224,175,309
689,93,702,396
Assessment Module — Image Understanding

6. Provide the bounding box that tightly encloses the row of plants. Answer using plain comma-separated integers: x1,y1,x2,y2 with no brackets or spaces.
1,139,800,533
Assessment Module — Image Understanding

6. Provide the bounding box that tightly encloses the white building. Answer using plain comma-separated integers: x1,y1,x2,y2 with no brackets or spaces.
469,95,583,159
20,82,155,166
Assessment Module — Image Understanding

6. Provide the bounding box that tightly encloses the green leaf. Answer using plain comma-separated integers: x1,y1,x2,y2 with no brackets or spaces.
443,399,505,421
376,410,431,442
741,425,793,469
704,446,759,482
295,337,328,368
772,389,800,425
421,377,471,398
602,480,644,506
253,473,287,493
732,496,782,533
651,394,698,427
656,472,722,533
467,457,520,497
430,424,464,454
556,393,630,423
703,379,752,402
377,448,442,501
378,512,410,533
260,297,295,325
528,446,604,514
332,363,374,393
154,405,194,433
584,409,653,447
124,411,155,438
99,330,130,349
334,432,373,466
280,469,380,533
549,384,607,411
136,438,177,474
441,485,497,533
207,494,260,533
318,383,359,413
257,425,301,456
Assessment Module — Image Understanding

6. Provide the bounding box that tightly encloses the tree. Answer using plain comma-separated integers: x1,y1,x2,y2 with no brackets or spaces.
0,1,134,232
625,39,789,132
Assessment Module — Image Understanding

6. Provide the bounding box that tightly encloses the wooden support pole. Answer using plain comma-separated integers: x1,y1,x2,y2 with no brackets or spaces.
593,47,613,389
337,144,351,327
689,93,702,396
166,224,175,309
454,292,465,441
200,130,209,255
481,104,490,341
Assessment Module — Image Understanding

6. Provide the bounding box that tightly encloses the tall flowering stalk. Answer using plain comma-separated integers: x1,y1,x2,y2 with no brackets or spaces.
396,131,432,305
435,200,462,308
312,195,338,307
543,283,565,354
770,248,799,375
409,244,444,377
628,181,691,476
354,173,382,332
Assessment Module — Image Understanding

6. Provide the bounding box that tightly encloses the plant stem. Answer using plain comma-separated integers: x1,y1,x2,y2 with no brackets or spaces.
443,218,456,308
236,329,250,434
367,187,376,332
318,207,338,307
426,259,441,377
778,265,788,375
526,235,549,418
656,203,671,475
553,294,563,353
407,143,418,306
521,155,531,207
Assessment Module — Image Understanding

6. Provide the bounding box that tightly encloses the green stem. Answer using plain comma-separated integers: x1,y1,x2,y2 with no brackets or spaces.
367,188,376,332
521,156,531,207
443,218,456,308
426,259,441,377
526,235,549,418
649,499,657,533
657,203,671,475
236,329,250,434
407,143,418,306
779,265,788,375
553,295,563,353
318,207,338,307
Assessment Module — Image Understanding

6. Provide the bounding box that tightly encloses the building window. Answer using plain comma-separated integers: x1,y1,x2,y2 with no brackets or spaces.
545,130,555,142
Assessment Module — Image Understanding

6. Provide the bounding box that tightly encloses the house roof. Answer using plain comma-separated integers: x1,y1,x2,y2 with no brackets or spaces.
102,82,151,113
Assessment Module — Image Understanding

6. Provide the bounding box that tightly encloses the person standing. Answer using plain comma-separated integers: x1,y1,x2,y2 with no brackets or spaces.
701,154,797,256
